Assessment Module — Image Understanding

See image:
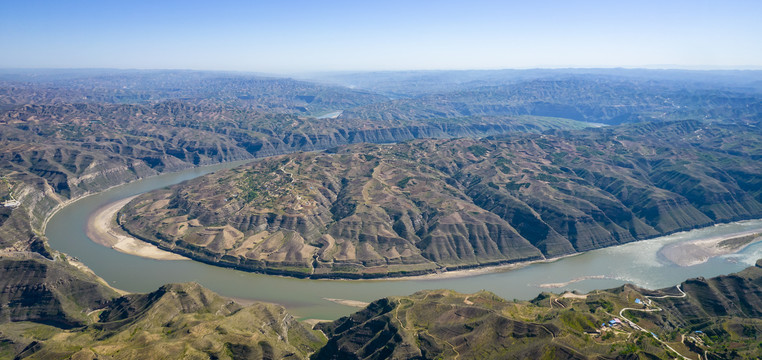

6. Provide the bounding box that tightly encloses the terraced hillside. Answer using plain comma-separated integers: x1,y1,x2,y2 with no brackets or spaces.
120,120,762,278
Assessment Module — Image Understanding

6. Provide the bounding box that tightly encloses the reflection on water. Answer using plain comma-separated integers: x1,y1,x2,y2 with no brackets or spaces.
46,160,762,319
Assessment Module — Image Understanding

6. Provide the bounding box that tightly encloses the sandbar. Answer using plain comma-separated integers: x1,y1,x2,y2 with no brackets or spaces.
658,230,762,267
378,253,583,281
539,275,607,289
323,298,370,308
86,196,188,261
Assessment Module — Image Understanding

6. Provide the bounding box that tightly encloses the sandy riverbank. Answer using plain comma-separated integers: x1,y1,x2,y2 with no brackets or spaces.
370,253,587,282
86,196,188,261
658,229,762,267
91,195,581,279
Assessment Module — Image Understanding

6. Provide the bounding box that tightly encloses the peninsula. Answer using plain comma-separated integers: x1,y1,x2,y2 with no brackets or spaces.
118,120,762,278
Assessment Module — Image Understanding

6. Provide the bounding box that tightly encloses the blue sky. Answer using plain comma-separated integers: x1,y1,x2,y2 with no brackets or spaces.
1,0,760,73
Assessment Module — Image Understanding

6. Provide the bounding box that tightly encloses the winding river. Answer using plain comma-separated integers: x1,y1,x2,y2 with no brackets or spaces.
46,160,762,320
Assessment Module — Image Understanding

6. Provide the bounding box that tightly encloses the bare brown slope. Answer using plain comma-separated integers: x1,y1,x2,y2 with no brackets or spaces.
120,121,762,278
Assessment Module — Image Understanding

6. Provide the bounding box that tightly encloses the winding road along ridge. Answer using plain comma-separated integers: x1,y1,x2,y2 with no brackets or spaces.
619,285,691,360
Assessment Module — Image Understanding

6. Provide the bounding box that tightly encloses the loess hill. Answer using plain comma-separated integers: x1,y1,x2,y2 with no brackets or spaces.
120,120,762,278
0,276,325,359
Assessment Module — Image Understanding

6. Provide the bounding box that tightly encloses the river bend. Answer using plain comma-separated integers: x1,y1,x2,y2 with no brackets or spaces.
46,160,762,320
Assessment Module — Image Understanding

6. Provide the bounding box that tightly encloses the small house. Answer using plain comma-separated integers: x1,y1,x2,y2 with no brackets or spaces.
2,199,20,208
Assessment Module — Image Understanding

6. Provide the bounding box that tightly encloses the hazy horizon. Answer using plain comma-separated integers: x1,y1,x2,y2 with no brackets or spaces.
2,0,761,73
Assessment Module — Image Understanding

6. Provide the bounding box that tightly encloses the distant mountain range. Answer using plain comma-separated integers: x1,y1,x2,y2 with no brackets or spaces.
301,68,762,97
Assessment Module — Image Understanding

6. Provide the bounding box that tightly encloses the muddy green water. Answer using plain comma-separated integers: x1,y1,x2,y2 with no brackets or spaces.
46,160,762,320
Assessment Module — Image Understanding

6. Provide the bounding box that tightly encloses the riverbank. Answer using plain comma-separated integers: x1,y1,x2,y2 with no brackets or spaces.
89,197,588,279
382,253,585,281
658,230,762,267
86,196,188,261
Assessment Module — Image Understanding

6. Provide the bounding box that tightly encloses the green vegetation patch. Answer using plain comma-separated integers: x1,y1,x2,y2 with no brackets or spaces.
467,145,489,157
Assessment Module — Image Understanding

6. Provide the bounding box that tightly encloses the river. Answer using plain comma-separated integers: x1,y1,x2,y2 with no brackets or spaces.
46,160,762,320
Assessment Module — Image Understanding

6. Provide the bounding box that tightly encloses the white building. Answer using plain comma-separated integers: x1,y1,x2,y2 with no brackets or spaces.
2,199,20,208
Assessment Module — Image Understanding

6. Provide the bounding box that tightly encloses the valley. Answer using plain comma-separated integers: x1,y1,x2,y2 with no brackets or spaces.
45,149,762,321
3,69,762,359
